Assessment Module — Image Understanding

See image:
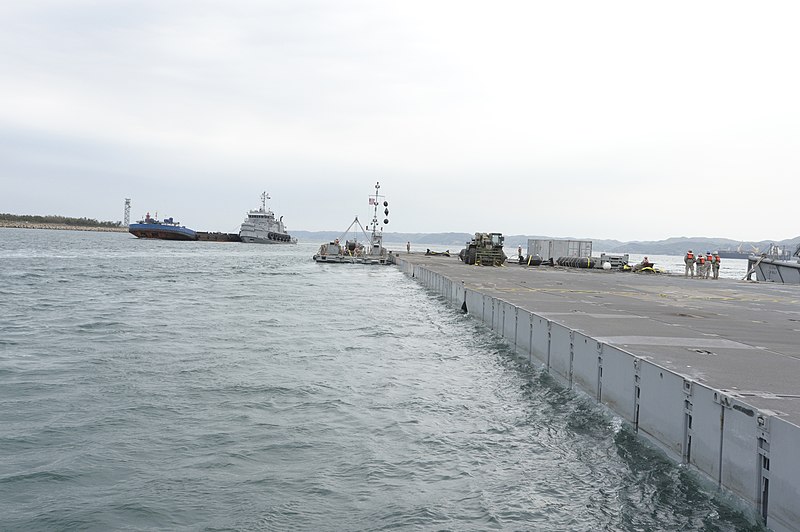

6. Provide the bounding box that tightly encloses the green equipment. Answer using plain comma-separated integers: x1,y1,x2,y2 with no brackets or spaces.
458,232,507,266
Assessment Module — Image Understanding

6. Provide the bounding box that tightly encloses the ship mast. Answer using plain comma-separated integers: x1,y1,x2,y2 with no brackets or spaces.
368,181,389,245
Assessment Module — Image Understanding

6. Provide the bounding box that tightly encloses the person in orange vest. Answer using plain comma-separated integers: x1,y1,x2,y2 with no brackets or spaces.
705,252,714,279
684,250,695,277
712,251,721,279
695,253,707,279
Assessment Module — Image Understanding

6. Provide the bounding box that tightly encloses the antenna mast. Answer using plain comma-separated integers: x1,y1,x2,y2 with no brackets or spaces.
260,192,271,212
123,198,131,226
368,181,389,242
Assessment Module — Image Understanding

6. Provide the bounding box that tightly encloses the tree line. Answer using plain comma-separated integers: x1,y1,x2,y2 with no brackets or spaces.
0,213,121,227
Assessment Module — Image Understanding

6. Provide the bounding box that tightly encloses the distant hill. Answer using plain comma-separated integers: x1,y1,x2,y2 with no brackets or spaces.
293,230,800,256
1,213,121,228
601,237,800,256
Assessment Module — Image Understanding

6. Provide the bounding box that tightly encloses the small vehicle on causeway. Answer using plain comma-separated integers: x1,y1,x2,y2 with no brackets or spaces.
458,232,507,266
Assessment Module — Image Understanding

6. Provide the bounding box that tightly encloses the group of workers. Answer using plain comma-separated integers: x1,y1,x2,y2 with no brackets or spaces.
684,250,721,279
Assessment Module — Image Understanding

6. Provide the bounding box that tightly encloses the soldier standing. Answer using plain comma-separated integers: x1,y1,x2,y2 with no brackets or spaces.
696,253,706,279
684,250,695,277
712,251,721,280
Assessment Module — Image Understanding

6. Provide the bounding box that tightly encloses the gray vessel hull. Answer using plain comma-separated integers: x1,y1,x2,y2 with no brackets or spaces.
240,235,294,244
748,256,800,283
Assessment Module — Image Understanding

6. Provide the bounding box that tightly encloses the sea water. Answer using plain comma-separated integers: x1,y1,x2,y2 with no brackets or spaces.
0,229,762,531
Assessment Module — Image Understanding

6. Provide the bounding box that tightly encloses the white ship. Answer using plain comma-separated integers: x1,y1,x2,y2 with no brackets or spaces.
239,192,297,244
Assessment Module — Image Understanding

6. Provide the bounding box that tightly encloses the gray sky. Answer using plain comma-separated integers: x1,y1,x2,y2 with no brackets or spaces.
2,1,799,241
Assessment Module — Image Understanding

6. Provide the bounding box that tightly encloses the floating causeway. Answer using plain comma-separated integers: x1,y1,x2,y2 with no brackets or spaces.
394,253,800,532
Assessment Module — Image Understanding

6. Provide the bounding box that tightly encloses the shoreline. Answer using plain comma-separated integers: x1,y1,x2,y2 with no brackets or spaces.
0,221,128,233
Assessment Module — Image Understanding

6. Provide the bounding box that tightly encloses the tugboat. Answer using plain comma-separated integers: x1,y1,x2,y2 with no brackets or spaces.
129,212,197,240
313,182,391,265
239,192,297,244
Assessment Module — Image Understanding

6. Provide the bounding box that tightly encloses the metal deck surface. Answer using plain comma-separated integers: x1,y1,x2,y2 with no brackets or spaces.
399,254,800,427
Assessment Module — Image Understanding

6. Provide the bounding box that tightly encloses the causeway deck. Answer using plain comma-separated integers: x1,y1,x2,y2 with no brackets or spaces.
399,253,800,427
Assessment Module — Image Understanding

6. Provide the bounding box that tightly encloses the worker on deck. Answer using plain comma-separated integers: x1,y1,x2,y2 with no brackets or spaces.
705,252,714,279
712,251,721,280
406,241,411,254
684,250,695,277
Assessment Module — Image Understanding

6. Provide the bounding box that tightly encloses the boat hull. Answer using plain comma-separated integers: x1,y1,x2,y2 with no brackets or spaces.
717,250,753,259
313,254,389,265
196,232,241,242
129,224,197,241
748,257,800,283
240,233,296,244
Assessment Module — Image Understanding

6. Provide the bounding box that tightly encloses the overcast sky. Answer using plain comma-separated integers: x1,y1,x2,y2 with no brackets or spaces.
2,1,798,241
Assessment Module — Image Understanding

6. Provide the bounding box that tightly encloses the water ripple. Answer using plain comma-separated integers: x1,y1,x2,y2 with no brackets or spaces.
0,229,764,531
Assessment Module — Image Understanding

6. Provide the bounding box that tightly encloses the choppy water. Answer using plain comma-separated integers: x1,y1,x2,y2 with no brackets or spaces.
0,229,762,531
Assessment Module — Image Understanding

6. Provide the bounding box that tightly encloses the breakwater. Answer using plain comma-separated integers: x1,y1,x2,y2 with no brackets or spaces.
395,253,800,532
0,221,127,232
